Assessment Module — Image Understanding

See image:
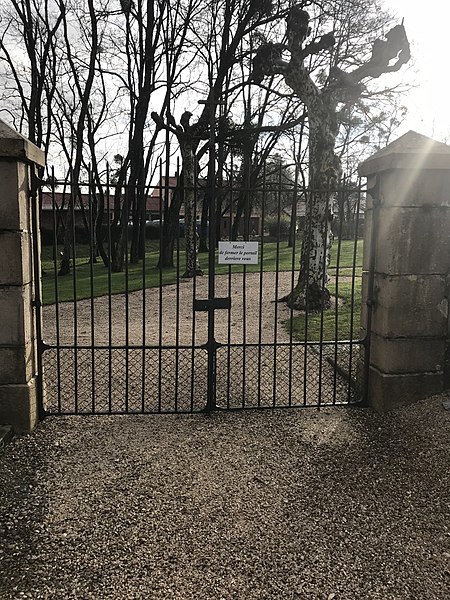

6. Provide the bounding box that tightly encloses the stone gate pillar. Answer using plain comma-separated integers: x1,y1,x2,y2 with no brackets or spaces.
359,131,450,410
0,120,45,432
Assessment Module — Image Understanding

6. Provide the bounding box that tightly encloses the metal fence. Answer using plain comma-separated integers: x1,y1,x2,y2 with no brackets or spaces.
37,168,367,415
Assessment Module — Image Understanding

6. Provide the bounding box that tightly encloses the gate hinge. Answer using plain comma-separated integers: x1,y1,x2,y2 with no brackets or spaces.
38,340,52,353
29,171,45,196
367,174,381,206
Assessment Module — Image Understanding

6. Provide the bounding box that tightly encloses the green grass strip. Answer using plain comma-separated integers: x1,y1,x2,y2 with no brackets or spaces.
41,239,363,305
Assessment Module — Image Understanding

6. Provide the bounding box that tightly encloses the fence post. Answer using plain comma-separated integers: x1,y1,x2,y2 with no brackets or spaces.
359,131,450,410
0,120,45,432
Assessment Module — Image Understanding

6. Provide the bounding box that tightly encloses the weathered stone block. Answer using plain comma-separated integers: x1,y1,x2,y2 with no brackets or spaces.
0,341,35,385
362,209,373,272
0,284,34,345
379,168,450,208
444,341,450,389
0,379,38,433
374,207,450,275
0,230,32,285
369,367,444,410
368,366,444,412
0,161,30,231
360,271,370,338
448,274,450,332
0,120,45,166
371,274,448,338
360,132,450,411
370,334,446,374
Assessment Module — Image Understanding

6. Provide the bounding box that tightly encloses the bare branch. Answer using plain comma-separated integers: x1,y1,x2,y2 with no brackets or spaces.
339,23,410,85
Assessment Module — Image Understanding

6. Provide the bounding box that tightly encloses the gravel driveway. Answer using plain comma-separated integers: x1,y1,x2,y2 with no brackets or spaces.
1,394,449,599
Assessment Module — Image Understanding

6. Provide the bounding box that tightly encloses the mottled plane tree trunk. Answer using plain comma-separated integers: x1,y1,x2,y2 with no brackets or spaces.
253,6,410,310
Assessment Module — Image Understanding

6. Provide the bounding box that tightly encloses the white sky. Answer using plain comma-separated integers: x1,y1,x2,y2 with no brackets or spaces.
385,0,450,142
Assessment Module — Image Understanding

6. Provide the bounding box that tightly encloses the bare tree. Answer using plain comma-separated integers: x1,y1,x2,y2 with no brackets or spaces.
253,3,410,309
57,0,102,275
151,110,206,277
154,0,286,269
0,0,411,293
0,0,63,153
102,0,202,271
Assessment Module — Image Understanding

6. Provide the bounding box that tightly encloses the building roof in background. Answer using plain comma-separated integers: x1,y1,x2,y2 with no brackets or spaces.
41,191,160,212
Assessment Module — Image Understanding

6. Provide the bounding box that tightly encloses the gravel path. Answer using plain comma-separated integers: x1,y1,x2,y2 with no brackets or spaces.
42,272,313,346
1,394,449,599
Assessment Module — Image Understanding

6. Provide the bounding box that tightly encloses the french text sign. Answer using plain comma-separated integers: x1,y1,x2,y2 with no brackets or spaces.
218,241,259,265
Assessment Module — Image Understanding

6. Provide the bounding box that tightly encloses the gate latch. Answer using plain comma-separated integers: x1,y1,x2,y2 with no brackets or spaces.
194,297,231,312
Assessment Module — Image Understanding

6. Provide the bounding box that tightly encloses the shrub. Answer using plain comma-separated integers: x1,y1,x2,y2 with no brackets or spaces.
265,215,291,239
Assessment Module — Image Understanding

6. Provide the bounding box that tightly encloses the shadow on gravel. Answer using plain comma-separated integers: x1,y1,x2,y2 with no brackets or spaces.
1,395,449,599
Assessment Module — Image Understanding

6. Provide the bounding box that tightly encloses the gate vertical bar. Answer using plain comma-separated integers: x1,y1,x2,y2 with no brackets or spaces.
288,161,299,408
317,180,332,406
347,181,362,402
333,177,345,404
362,176,379,404
51,170,62,412
190,160,199,413
88,167,96,413
257,163,267,407
106,165,113,413
124,188,130,412
226,155,234,409
175,163,181,412
141,179,147,413
204,93,217,413
158,162,164,413
30,169,46,419
302,178,313,406
272,164,283,407
70,183,79,413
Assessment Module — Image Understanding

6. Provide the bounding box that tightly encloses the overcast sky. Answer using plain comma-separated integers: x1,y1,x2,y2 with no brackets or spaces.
384,0,450,142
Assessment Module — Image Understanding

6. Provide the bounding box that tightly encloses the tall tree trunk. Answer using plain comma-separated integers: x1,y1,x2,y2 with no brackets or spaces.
284,102,340,310
180,139,202,278
94,188,109,267
231,148,252,240
58,0,98,276
111,204,129,272
58,188,76,276
158,183,181,269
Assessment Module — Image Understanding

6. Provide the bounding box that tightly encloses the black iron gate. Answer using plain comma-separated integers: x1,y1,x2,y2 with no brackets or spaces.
36,164,368,415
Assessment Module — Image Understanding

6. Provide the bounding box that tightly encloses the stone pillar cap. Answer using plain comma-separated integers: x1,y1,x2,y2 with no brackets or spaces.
0,119,45,167
359,131,450,176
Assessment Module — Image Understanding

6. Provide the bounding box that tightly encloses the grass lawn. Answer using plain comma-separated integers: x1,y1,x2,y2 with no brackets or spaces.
41,239,363,311
285,280,362,343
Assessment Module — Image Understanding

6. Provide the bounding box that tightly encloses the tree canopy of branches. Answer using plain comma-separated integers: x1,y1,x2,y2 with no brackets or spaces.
251,1,410,309
0,0,411,288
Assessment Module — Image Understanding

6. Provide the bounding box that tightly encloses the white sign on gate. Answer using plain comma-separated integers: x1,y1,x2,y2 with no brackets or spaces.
218,241,259,265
